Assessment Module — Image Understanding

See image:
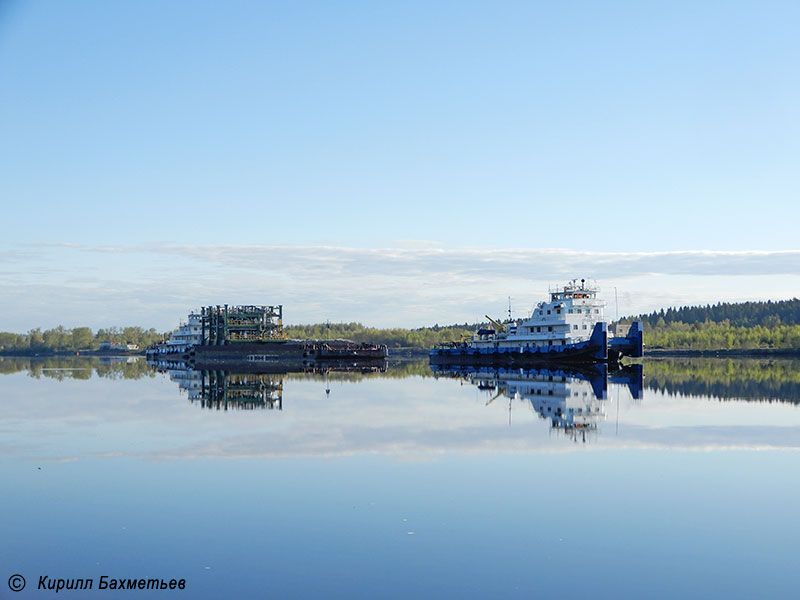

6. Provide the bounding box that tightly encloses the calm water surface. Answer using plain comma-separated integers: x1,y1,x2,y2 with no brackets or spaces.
1,356,799,599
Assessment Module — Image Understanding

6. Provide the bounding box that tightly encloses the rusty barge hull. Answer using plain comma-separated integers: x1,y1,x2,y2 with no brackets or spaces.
183,340,388,368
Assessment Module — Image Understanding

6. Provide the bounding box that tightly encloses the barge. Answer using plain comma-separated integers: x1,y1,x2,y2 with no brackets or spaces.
147,304,388,368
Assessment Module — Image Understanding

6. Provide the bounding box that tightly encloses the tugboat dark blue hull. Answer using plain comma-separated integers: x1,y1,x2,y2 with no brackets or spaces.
430,322,609,365
429,321,643,366
608,321,644,361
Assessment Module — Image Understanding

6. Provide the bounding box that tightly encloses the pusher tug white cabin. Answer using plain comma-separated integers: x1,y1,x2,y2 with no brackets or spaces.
429,279,643,365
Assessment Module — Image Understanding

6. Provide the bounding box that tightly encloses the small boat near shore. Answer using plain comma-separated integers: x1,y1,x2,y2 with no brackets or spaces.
429,279,642,365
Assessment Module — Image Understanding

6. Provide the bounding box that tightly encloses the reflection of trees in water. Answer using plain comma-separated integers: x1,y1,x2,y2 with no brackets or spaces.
0,357,432,382
645,358,800,403
0,356,155,380
285,359,431,382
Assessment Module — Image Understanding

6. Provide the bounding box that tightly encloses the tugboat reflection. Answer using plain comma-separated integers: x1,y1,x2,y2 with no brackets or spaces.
432,363,643,442
159,362,387,410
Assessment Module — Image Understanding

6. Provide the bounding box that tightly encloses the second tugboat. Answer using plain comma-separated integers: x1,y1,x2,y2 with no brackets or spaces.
430,279,642,365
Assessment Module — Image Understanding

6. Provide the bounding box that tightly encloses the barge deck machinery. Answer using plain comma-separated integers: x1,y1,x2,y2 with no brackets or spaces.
147,304,388,367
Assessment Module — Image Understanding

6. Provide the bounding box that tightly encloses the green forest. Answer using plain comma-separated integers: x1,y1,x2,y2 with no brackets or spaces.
629,298,800,328
620,298,800,350
0,326,165,354
283,322,478,350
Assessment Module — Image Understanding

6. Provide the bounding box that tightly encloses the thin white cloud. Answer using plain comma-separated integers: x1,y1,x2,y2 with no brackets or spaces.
2,244,798,330
72,244,800,278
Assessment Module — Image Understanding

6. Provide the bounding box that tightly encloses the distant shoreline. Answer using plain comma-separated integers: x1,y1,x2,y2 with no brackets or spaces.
0,350,145,358
644,348,800,358
3,347,799,360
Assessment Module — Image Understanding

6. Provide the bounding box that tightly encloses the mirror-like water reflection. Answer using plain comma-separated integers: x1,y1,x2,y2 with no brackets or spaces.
1,356,799,599
161,363,388,411
432,363,643,443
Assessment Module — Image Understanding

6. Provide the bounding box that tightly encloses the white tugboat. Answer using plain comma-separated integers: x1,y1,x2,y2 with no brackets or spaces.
146,312,203,358
430,279,643,364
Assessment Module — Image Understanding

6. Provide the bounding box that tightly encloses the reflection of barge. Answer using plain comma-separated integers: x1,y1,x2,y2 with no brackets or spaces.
147,305,388,367
199,371,284,411
160,361,387,411
430,279,643,365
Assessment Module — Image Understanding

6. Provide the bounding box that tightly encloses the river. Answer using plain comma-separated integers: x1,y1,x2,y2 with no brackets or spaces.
1,356,798,598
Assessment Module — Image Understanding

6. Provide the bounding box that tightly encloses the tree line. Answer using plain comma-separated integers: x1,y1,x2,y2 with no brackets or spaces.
0,326,165,354
636,320,800,350
628,298,800,328
619,298,800,350
0,322,479,354
283,322,480,350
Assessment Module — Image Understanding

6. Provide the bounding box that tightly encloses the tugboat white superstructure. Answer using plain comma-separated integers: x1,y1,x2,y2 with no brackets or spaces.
146,312,203,358
430,279,643,364
474,279,605,351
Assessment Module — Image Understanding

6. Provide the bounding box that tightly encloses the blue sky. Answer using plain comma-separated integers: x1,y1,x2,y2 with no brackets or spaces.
1,1,798,330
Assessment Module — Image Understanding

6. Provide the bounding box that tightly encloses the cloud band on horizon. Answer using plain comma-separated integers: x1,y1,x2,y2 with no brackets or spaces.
2,243,798,330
